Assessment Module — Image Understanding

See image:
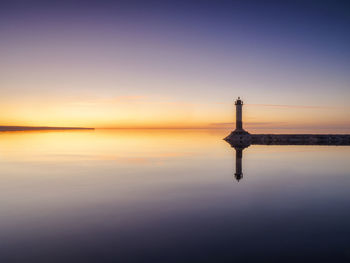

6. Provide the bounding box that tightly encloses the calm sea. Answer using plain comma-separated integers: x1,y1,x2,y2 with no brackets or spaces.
0,129,349,262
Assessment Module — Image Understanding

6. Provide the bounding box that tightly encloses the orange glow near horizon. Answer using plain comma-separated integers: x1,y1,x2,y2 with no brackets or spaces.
1,95,349,132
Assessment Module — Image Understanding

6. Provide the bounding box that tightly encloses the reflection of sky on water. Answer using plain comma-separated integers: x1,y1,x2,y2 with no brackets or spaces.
0,129,349,262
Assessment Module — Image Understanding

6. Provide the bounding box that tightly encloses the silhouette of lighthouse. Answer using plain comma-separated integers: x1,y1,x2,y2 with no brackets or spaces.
234,97,248,134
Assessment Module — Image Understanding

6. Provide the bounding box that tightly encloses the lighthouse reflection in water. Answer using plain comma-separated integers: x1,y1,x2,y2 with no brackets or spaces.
232,144,248,181
234,147,243,181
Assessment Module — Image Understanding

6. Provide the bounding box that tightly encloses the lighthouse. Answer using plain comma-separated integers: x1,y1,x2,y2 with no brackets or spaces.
224,96,250,143
234,97,248,134
235,97,243,131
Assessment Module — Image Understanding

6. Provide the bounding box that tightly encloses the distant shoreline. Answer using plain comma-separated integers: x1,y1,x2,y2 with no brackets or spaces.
0,126,94,131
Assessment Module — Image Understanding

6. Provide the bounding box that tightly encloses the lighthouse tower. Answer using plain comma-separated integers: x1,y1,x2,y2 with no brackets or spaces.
224,96,250,143
234,97,248,134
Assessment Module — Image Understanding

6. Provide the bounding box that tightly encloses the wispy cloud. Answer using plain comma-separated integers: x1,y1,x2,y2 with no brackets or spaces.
68,95,148,107
107,96,148,103
67,95,201,112
246,104,337,109
209,121,350,130
209,122,287,128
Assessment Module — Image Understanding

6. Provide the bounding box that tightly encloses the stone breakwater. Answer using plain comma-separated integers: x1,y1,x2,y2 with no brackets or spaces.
225,132,350,146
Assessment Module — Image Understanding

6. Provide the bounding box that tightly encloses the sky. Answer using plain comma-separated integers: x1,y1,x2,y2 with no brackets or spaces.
0,0,349,130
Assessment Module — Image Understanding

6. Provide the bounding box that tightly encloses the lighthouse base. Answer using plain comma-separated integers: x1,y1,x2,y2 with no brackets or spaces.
224,130,251,147
232,129,250,135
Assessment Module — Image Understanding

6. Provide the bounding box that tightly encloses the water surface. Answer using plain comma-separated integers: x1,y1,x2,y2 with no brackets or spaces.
0,129,349,262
